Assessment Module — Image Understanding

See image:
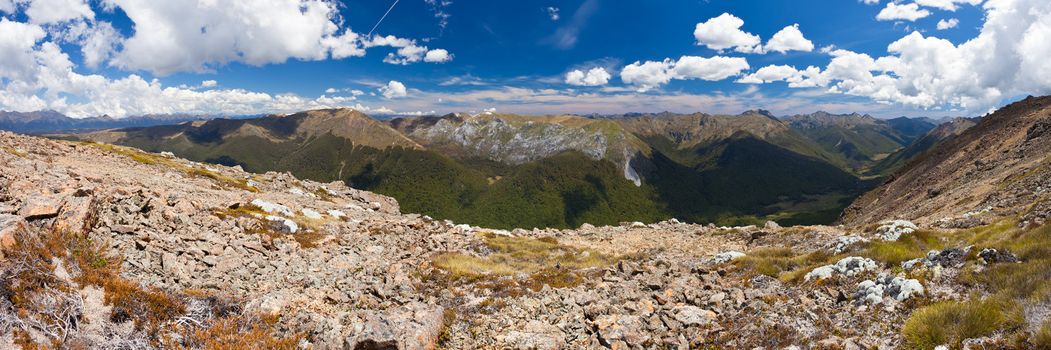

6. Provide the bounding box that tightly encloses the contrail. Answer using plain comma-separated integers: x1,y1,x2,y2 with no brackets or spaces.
368,0,401,37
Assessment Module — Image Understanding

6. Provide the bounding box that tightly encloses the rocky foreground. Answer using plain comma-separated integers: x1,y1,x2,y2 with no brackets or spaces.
0,131,1048,349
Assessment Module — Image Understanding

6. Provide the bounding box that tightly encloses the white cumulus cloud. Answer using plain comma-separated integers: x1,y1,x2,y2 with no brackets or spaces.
915,0,982,11
112,0,353,75
742,0,1051,113
672,56,751,81
693,13,761,53
764,24,815,54
565,67,612,86
877,3,932,21
937,18,959,30
694,14,814,54
24,0,94,24
379,80,408,99
621,56,749,92
368,35,452,65
424,49,453,63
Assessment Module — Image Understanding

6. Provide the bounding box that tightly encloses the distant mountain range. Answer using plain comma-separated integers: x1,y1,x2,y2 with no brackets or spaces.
0,110,259,134
30,108,971,229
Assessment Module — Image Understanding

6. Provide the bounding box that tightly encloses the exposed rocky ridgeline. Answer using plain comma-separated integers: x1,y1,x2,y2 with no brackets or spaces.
843,95,1051,228
5,130,1051,349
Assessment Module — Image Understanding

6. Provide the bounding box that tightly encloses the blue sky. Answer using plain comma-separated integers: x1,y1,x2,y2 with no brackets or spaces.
0,0,1047,118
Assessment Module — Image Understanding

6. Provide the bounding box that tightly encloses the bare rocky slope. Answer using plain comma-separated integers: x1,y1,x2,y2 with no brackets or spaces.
842,95,1051,228
3,115,1050,349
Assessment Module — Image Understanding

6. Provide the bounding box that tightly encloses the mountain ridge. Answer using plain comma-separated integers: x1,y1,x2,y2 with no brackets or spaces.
45,107,953,229
842,95,1051,227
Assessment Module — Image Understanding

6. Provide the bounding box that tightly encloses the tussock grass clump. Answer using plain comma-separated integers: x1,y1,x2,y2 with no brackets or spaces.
735,247,840,283
1034,321,1051,349
215,204,328,249
894,222,1051,347
84,141,257,192
430,233,616,294
434,233,613,278
861,230,944,265
902,297,1023,349
957,224,1051,301
160,314,302,350
0,144,27,157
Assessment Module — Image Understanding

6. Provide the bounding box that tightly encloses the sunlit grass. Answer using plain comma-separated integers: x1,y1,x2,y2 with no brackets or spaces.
902,297,1023,349
1,144,27,157
860,230,944,265
430,233,617,293
735,247,842,283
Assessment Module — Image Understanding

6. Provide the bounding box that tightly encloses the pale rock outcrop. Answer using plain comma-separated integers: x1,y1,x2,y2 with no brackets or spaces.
875,220,918,241
805,257,879,281
711,251,746,264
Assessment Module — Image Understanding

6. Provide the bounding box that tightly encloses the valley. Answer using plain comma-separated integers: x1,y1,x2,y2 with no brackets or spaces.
61,108,955,230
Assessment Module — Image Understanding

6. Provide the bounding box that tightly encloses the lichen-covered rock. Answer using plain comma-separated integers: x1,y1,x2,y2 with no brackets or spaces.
251,199,294,217
673,305,717,326
265,215,298,233
978,248,1020,264
346,302,446,350
18,195,62,220
593,314,649,346
875,220,917,241
903,247,970,269
855,274,924,304
829,235,869,254
712,251,746,264
805,257,879,281
0,214,27,259
503,320,565,350
301,208,323,219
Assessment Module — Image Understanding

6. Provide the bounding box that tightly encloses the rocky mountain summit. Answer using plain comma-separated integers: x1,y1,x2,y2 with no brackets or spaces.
2,124,1050,349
